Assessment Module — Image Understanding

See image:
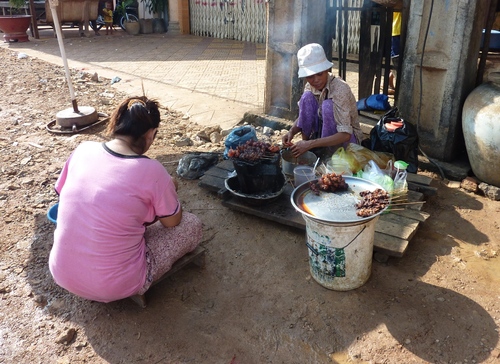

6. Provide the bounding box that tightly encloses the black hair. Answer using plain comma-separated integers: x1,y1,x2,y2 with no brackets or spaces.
107,96,161,154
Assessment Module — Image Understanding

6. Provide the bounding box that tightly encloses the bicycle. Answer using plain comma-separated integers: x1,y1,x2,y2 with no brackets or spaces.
90,0,139,32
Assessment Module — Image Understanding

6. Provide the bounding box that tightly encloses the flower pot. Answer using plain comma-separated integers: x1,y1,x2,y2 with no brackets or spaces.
152,18,165,33
124,20,140,35
139,19,153,34
0,15,31,43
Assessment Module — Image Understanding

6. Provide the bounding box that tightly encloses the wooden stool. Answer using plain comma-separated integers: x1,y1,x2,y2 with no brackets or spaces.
129,246,206,308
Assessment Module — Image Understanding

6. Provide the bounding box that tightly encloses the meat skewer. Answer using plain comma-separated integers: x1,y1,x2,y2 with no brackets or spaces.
356,188,390,217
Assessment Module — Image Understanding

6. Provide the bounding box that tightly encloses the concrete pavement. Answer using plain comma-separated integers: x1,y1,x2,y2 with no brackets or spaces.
2,27,266,130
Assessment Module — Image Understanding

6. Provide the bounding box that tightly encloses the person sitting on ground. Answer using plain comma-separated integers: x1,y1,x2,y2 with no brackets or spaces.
282,43,363,159
102,1,114,35
49,96,203,303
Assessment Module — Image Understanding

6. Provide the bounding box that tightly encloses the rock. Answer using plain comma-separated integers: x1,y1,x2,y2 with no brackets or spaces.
48,297,66,312
478,182,500,201
173,136,192,147
447,180,461,189
20,178,34,186
99,92,114,98
191,135,206,147
461,176,479,192
91,72,99,82
55,328,76,344
196,130,210,141
262,126,275,136
209,131,222,144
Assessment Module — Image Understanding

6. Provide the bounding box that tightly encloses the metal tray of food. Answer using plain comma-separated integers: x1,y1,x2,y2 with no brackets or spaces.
290,176,388,224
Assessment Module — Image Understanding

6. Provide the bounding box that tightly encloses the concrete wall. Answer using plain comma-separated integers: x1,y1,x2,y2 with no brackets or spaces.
398,0,488,162
264,0,327,120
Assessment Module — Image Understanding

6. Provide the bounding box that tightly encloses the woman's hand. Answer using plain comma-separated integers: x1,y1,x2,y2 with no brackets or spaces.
289,140,312,157
281,131,294,147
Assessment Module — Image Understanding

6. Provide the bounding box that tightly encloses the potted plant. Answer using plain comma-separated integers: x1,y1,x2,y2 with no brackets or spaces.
117,0,140,35
141,0,167,33
0,0,32,42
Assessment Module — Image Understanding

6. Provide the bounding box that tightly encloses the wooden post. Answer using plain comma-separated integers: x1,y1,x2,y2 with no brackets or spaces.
178,0,190,34
28,0,39,39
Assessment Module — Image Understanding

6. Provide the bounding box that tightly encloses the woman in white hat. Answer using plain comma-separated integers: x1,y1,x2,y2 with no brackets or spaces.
282,43,363,158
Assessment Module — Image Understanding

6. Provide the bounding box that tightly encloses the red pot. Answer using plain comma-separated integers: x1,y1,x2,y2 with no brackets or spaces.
0,15,31,43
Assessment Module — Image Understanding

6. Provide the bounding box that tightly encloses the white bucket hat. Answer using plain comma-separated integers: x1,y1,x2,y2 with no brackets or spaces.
297,43,333,78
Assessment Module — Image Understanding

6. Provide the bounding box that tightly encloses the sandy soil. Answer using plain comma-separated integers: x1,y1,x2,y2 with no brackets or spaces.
0,46,499,364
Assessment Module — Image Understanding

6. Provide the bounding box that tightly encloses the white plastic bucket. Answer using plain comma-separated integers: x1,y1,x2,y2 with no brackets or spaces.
303,215,378,291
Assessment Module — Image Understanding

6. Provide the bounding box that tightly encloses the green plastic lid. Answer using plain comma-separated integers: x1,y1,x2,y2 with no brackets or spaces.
394,160,409,170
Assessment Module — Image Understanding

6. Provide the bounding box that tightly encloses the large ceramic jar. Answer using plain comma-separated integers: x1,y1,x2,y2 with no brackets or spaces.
462,82,500,188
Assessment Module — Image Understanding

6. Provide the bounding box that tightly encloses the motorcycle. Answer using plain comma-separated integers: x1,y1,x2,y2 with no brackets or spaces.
90,0,139,32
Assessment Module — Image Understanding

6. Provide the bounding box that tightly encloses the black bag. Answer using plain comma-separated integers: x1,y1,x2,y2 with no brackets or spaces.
368,107,419,173
177,152,220,180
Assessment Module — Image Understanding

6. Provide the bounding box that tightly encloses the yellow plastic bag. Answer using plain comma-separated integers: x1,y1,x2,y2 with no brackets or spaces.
345,143,394,172
328,147,354,175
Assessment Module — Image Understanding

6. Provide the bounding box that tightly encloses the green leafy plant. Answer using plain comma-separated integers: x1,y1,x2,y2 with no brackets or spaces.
142,0,167,15
9,0,26,13
116,0,136,22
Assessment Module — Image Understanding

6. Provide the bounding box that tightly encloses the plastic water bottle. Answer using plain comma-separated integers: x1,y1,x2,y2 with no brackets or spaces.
393,160,409,198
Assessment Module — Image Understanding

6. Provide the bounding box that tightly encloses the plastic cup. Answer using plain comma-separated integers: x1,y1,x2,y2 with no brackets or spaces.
294,166,315,187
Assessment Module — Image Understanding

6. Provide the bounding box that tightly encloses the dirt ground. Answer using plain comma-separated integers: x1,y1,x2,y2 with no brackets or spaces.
1,46,500,364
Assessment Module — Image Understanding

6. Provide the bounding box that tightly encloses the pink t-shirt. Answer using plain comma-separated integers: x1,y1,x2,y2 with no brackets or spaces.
49,141,179,302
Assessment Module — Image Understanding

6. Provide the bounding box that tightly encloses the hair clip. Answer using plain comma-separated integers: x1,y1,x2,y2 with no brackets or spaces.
127,99,146,110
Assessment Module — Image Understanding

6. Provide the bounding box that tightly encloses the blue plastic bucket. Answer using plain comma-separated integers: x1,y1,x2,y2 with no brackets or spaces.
47,203,58,224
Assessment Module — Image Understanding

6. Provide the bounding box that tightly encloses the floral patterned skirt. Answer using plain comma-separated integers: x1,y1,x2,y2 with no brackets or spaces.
137,212,202,295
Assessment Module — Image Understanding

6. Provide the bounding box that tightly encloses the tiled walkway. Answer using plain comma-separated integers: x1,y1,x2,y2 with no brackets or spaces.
3,28,266,129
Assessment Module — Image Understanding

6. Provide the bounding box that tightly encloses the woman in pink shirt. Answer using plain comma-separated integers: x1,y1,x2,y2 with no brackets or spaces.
49,96,202,303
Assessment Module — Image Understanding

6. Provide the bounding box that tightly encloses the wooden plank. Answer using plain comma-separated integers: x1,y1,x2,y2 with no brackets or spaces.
199,161,430,258
202,166,234,179
376,216,419,241
129,246,206,308
408,181,438,196
388,208,430,222
407,173,433,186
221,195,305,230
374,232,408,257
156,246,206,282
198,174,225,193
198,159,235,192
407,190,424,203
214,159,234,171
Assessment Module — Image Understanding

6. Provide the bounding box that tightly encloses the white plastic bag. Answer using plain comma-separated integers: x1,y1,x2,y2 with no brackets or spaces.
360,160,394,193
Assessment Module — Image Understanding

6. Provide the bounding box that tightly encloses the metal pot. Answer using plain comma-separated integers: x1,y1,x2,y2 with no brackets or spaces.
281,149,317,177
225,174,286,206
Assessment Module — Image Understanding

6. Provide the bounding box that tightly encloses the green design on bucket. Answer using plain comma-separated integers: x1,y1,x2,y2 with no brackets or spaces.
308,242,346,277
306,226,366,278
